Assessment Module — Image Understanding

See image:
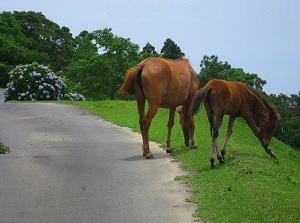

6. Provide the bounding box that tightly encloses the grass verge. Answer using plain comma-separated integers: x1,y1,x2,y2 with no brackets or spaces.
0,142,10,154
69,100,300,223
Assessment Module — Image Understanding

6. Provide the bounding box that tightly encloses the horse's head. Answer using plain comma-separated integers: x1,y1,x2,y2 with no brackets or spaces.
258,110,281,147
176,106,196,147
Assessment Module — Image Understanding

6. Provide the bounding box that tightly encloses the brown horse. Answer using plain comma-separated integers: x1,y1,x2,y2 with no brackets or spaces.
192,79,280,168
119,57,199,158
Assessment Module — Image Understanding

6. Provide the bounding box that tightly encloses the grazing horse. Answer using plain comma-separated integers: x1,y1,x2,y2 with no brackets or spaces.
192,79,280,168
119,57,199,158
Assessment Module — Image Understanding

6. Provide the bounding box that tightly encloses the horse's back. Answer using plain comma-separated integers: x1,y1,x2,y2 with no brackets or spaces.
140,58,199,107
204,79,248,115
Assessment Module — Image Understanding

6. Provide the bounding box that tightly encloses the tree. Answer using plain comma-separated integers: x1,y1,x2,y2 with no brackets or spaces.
64,28,141,99
14,11,75,71
140,42,160,60
269,92,300,150
0,11,75,87
142,42,157,54
0,11,47,87
199,55,266,90
160,38,185,59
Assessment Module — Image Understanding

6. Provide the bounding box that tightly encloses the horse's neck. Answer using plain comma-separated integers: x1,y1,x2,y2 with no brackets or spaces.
248,93,272,132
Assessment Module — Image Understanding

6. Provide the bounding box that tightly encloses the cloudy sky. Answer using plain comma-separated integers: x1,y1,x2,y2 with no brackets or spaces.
2,0,299,95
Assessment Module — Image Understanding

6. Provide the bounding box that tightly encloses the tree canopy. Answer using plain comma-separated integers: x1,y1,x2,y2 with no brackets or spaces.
160,38,185,59
199,55,266,91
0,11,75,87
63,28,141,99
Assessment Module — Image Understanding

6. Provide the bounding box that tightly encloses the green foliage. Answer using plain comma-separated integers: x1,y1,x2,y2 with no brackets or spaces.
71,100,300,223
141,42,157,54
14,11,75,71
0,11,75,87
200,55,266,90
64,28,141,99
0,11,47,87
140,42,160,60
269,93,300,150
0,142,10,154
160,38,185,59
4,62,85,101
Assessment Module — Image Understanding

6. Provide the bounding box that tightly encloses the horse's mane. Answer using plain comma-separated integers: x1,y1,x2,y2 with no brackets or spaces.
249,88,280,119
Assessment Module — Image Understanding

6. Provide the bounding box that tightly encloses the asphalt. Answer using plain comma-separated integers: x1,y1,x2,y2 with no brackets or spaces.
0,98,195,223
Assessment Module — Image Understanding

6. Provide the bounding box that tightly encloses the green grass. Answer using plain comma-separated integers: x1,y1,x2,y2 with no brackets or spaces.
70,100,300,223
0,142,10,154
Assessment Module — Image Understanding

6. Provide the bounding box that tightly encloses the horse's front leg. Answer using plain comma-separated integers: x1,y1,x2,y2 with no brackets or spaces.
166,108,176,153
261,139,277,160
220,116,235,161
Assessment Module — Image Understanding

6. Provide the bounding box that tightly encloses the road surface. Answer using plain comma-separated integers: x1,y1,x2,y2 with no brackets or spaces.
0,99,195,223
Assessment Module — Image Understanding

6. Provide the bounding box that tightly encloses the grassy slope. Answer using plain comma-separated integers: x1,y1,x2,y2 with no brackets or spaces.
72,100,300,223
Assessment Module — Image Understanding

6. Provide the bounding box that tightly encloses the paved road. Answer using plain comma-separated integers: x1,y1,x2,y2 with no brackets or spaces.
0,100,195,223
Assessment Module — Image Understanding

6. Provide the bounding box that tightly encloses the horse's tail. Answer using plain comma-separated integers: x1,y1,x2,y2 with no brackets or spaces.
192,86,212,114
118,66,143,96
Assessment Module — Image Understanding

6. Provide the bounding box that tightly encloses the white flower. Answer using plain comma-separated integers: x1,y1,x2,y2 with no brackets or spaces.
38,85,43,90
11,87,15,91
46,95,50,99
19,75,23,79
21,93,25,97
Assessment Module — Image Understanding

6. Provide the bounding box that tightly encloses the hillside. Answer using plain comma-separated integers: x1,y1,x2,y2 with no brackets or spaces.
73,100,300,223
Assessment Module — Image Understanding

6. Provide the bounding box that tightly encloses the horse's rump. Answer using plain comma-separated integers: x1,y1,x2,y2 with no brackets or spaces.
119,58,199,107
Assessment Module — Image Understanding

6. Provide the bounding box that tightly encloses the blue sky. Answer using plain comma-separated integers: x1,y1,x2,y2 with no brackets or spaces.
2,0,299,95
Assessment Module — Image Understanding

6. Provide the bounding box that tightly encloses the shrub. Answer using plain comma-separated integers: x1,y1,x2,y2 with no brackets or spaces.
4,62,85,101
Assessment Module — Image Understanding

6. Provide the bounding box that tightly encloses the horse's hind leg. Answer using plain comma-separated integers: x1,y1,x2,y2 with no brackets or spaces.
220,116,235,161
142,102,159,159
136,92,146,156
166,107,176,153
210,115,224,168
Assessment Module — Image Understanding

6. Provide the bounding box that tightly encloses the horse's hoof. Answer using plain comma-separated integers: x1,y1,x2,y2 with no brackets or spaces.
143,152,153,159
221,150,226,160
166,148,174,154
217,156,225,165
266,149,277,160
190,144,197,149
210,158,215,168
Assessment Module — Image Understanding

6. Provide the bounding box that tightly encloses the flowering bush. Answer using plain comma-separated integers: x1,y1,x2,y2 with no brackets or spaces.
4,62,85,101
